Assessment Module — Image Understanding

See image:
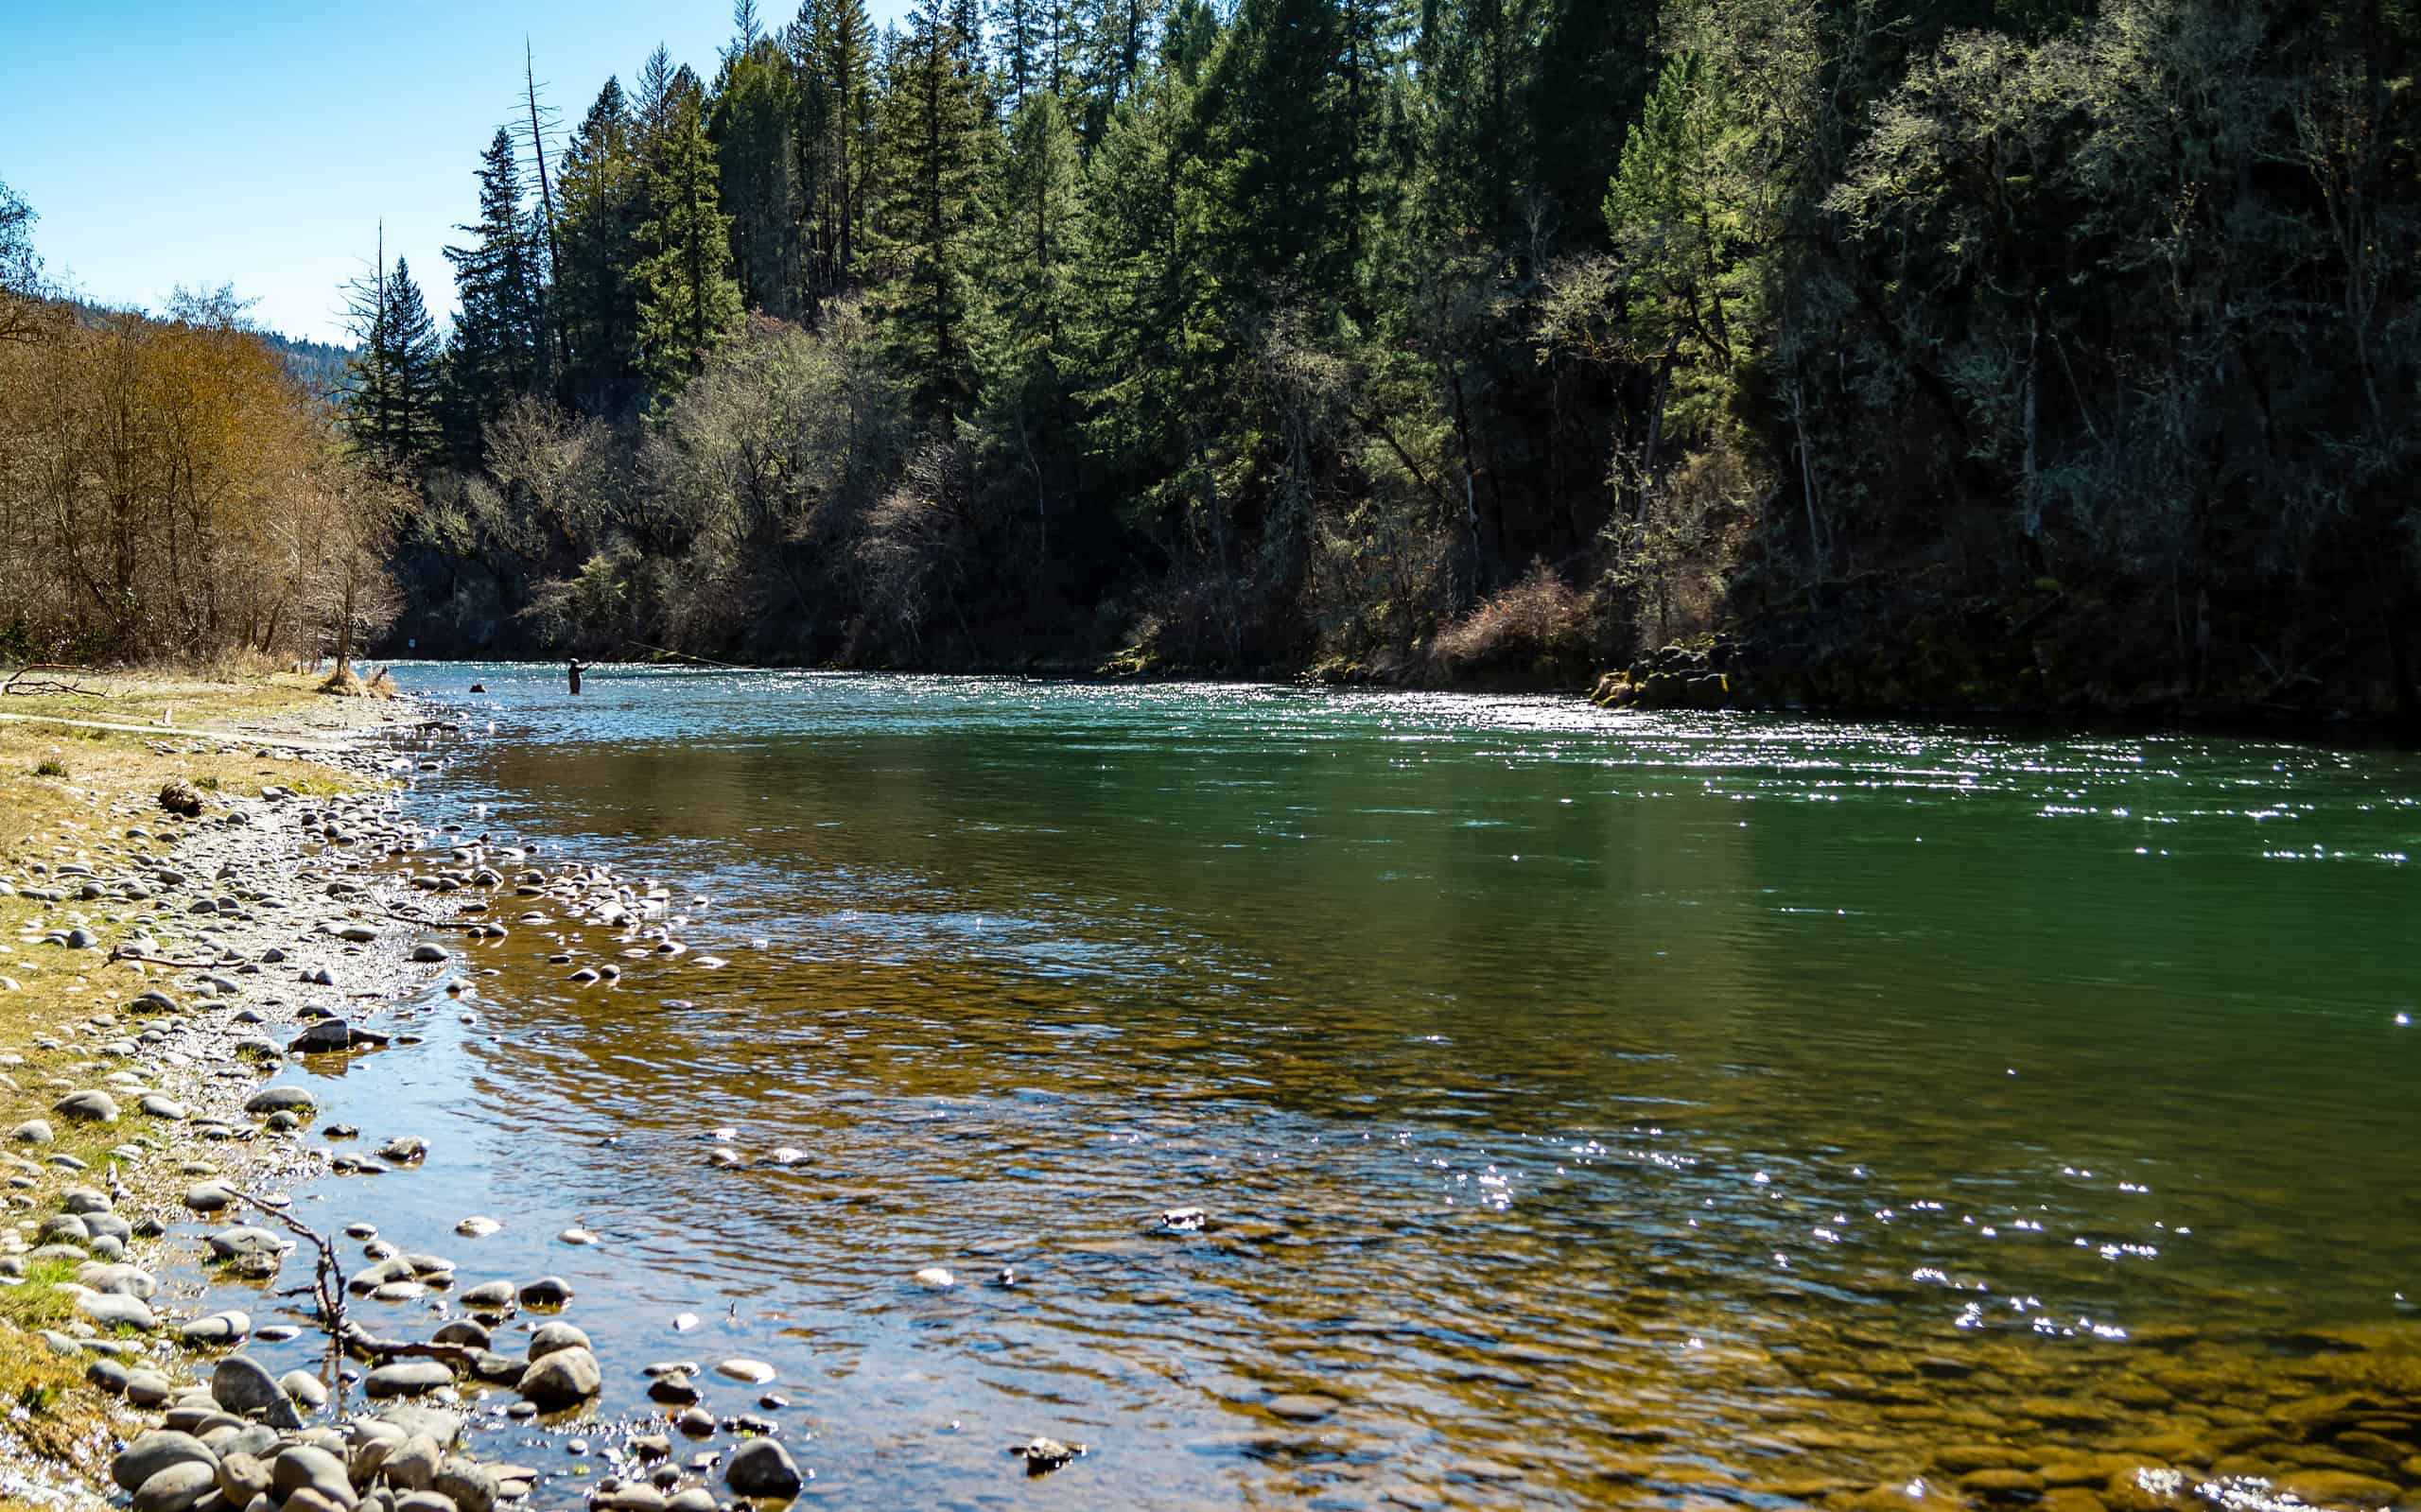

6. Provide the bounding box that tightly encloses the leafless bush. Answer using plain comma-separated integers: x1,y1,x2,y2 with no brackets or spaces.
1431,559,1592,669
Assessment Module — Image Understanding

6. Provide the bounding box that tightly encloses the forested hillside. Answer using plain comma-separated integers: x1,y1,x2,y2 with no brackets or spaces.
21,0,2421,722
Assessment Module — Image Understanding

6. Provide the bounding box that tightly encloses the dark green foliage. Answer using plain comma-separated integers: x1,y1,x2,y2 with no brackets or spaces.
344,255,443,470
636,66,745,391
556,78,649,415
442,128,549,461
870,0,987,427
380,0,2421,725
710,39,803,317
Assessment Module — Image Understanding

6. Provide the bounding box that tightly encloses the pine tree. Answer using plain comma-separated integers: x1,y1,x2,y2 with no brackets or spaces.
988,0,1048,105
873,0,987,426
442,128,548,461
557,78,649,414
792,0,880,301
710,37,802,317
1525,0,1657,247
1198,0,1353,302
1074,58,1225,535
636,67,744,391
343,252,443,469
1415,0,1531,251
976,89,1086,529
1072,0,1159,145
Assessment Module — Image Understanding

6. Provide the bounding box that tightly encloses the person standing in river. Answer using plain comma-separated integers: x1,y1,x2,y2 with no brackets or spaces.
567,658,584,695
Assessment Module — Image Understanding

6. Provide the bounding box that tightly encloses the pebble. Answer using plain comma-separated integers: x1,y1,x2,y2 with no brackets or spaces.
53,1089,121,1122
367,1360,457,1399
132,1460,218,1512
716,1359,777,1384
112,1429,218,1493
210,1354,303,1428
178,1309,252,1347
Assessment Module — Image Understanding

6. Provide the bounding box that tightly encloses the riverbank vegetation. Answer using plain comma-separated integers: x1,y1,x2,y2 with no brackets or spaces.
11,0,2421,723
0,189,406,670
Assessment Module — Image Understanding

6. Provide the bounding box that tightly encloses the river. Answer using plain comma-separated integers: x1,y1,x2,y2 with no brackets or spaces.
279,665,2421,1509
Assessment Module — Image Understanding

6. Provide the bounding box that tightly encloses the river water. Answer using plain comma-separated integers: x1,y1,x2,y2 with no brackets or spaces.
271,666,2421,1508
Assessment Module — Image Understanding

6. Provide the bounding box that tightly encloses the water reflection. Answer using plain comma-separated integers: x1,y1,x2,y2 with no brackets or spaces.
253,667,2421,1507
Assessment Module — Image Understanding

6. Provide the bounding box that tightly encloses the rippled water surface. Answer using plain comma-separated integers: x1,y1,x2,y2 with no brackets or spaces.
296,666,2421,1508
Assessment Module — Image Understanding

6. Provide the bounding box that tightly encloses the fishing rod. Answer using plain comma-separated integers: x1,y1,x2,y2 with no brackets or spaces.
622,638,746,669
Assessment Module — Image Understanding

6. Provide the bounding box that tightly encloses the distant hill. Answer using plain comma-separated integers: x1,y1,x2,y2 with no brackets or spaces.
254,327,357,402
69,300,357,402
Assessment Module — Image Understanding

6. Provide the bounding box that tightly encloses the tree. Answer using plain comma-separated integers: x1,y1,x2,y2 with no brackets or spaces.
990,0,1051,104
1073,55,1227,547
975,90,1087,548
557,78,649,414
873,0,988,426
792,0,881,301
0,179,46,346
636,68,745,391
1198,0,1353,302
344,250,444,470
306,450,409,669
443,128,549,461
1526,0,1659,248
710,36,803,317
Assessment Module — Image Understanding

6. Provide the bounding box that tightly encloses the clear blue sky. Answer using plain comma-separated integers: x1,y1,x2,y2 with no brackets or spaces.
1,1,902,344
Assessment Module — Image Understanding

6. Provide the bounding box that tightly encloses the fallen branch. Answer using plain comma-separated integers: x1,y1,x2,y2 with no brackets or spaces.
2,665,105,698
110,949,237,969
235,1194,348,1367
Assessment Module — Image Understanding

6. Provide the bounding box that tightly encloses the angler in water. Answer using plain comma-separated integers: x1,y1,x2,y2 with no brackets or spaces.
567,658,585,695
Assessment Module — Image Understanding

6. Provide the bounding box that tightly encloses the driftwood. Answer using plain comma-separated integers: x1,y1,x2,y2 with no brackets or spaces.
236,1194,348,1347
2,664,104,698
110,948,239,969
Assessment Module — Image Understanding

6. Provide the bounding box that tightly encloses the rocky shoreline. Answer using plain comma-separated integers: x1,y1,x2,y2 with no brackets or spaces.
0,698,814,1512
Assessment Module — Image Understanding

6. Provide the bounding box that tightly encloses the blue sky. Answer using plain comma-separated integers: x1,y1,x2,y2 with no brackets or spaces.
1,1,901,344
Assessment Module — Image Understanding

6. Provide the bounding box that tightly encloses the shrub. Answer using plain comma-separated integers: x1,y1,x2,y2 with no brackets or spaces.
1431,560,1592,669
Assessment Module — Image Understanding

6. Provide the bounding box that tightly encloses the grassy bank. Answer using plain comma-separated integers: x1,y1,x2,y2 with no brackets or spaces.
0,669,390,1509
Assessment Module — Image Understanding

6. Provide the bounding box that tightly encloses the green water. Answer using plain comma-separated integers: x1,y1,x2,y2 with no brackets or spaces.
351,667,2421,1507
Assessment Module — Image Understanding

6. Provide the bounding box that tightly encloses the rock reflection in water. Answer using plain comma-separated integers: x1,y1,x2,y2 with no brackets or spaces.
323,666,2421,1509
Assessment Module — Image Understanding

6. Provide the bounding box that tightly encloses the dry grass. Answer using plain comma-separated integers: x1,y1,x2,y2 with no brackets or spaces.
0,669,362,1487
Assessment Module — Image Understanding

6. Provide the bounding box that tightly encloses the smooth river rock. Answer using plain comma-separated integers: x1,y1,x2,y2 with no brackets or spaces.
517,1347,603,1409
724,1438,803,1499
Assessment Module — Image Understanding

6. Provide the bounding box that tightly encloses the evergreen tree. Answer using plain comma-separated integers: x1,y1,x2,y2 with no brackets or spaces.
557,78,649,414
873,0,987,426
442,127,548,461
636,68,745,391
1197,0,1353,303
710,37,803,317
988,0,1049,105
344,253,444,469
1525,0,1657,246
976,89,1086,523
1072,0,1158,145
792,0,880,301
1415,0,1531,251
1073,55,1225,537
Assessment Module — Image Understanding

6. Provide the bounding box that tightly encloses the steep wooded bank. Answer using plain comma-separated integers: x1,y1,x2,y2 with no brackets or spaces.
14,0,2421,724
